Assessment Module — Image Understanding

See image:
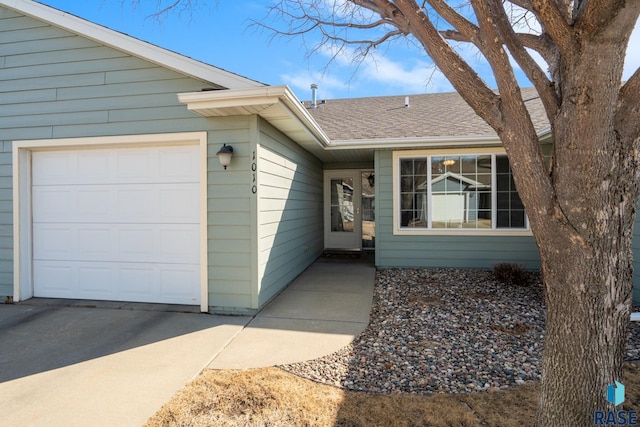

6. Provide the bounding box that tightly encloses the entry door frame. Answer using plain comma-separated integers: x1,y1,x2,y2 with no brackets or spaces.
12,132,209,312
324,170,362,251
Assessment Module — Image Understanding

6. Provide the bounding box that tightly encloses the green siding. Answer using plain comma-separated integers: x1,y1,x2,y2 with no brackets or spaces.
375,150,541,270
0,8,258,310
206,117,254,312
256,118,324,306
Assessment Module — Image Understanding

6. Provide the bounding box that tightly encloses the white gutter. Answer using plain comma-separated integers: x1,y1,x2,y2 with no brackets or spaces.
178,86,332,150
327,126,552,151
1,0,263,89
632,313,640,322
326,135,503,150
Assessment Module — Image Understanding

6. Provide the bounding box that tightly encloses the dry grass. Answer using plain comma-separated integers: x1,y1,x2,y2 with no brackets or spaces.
144,362,640,427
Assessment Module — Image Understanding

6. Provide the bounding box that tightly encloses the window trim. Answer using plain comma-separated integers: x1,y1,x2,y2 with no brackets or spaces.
392,148,532,236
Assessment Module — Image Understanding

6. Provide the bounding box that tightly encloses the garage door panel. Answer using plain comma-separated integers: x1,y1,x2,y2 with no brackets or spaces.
160,148,199,179
118,267,155,297
117,189,157,219
118,228,155,258
117,264,199,304
32,152,75,185
32,144,201,305
117,150,154,180
78,190,111,217
160,267,200,299
78,266,114,296
32,189,75,220
33,263,76,297
160,188,199,219
33,226,74,257
159,227,199,261
34,223,199,264
33,183,199,224
33,146,199,186
34,260,200,304
77,150,110,181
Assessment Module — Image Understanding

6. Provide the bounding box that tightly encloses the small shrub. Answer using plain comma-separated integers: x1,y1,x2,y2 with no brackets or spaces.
493,263,531,287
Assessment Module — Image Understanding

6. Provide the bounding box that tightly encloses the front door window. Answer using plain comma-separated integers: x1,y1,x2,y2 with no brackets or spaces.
330,177,354,232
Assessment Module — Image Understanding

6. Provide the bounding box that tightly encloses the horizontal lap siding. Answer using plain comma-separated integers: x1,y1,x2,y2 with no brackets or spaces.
257,119,323,306
375,150,541,270
0,9,256,310
207,118,253,311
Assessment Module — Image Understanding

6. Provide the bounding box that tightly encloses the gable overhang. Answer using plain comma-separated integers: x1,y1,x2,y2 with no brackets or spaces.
178,86,333,160
0,0,264,90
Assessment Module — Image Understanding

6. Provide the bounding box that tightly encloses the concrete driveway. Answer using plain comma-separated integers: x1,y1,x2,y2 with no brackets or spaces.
0,258,376,427
0,303,250,427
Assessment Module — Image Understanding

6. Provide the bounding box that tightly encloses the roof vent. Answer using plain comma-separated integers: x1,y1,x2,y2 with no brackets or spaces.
404,96,410,108
311,84,318,109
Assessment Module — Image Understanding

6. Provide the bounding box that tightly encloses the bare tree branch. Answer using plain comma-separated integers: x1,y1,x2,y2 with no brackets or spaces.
530,0,576,58
126,0,212,20
439,29,470,43
485,0,558,120
426,0,480,42
575,0,627,33
469,0,527,123
518,33,550,56
391,0,502,128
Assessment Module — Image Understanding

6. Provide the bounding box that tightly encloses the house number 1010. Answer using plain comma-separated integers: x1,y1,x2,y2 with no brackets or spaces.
251,151,257,194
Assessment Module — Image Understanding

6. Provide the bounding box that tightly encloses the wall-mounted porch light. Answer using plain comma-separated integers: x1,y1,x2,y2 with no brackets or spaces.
216,144,234,170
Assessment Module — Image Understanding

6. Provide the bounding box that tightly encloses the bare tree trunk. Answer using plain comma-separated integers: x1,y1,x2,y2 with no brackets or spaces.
529,40,638,423
536,241,633,425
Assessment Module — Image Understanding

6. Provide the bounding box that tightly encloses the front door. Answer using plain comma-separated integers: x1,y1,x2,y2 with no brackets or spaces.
324,170,362,250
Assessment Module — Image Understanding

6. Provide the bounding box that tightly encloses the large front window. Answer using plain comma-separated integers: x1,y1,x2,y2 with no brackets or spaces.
397,153,527,231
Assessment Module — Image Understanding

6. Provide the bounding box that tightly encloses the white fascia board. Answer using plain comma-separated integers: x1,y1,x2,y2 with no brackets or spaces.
178,85,332,149
278,86,333,149
328,128,553,150
326,135,503,150
1,0,264,89
178,86,284,108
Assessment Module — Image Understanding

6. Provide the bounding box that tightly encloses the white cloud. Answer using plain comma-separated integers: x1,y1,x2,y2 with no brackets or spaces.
280,70,351,100
358,53,452,93
281,43,456,99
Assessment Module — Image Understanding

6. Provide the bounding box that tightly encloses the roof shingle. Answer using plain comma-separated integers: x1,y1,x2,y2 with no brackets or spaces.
307,87,548,141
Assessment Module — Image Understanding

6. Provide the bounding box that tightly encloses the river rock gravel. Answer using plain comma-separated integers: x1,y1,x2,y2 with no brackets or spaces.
279,268,640,395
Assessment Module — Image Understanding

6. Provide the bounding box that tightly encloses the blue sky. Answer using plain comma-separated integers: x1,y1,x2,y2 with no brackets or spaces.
38,1,640,102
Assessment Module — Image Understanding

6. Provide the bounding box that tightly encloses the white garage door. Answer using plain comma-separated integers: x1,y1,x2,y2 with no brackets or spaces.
31,145,201,305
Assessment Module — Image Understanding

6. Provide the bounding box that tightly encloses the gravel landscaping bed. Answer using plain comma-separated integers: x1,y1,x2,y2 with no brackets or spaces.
280,268,640,395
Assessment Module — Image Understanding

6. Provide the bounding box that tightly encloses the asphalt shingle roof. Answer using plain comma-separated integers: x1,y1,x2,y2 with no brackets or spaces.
307,87,549,141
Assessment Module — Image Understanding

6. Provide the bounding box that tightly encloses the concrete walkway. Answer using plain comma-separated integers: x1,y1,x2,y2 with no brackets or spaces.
209,257,376,369
0,258,375,426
